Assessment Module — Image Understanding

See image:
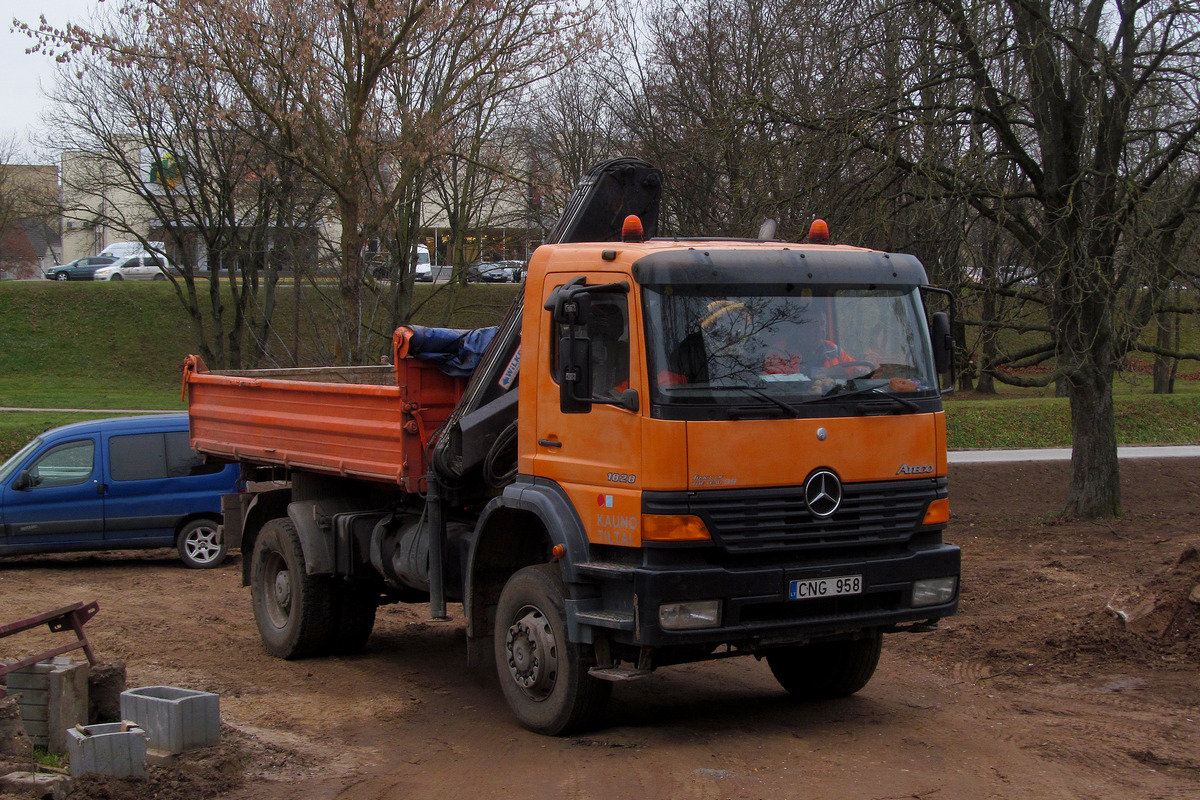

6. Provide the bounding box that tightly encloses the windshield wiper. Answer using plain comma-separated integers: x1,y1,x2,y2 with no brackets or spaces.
728,387,802,418
800,384,921,411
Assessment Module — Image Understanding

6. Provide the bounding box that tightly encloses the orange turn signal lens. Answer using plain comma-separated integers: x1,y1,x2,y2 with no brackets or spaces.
641,514,711,542
923,498,950,525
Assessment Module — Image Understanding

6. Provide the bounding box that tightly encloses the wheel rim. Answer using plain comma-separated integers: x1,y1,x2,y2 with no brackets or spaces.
56,273,68,280
263,551,293,629
183,524,221,564
503,605,559,701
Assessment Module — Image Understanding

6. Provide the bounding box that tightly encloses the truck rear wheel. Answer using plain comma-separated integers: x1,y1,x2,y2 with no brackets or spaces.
494,564,611,735
251,517,336,658
765,631,883,700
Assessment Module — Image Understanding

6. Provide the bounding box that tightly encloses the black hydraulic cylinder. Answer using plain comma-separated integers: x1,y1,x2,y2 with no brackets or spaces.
425,469,451,621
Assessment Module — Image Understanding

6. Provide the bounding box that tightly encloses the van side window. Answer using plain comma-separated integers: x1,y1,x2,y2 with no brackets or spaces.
26,440,95,488
110,432,224,481
165,432,223,477
110,433,168,481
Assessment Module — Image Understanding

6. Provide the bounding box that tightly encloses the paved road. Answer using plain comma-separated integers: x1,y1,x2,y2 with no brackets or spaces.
948,445,1200,462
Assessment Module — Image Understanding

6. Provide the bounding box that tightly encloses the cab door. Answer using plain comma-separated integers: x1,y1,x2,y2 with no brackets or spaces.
0,436,104,548
533,274,644,548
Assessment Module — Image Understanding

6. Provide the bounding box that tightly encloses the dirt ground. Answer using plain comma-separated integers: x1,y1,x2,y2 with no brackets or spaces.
3,458,1200,800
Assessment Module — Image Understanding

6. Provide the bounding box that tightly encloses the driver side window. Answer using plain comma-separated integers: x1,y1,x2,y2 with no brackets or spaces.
27,440,95,488
550,291,630,401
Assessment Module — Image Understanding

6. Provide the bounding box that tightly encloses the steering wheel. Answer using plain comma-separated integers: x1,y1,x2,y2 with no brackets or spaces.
826,360,878,380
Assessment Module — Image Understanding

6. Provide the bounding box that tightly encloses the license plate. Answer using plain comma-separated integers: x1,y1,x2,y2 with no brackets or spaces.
789,575,863,600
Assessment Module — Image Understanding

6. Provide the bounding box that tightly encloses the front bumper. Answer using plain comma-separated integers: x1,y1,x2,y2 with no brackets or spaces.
568,542,960,648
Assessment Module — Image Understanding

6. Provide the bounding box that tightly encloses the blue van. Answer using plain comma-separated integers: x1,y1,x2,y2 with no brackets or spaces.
0,415,241,568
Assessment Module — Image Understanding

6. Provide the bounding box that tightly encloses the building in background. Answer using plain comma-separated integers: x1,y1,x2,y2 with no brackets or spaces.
0,164,59,278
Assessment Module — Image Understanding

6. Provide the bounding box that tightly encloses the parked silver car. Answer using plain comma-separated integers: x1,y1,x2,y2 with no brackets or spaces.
93,253,171,281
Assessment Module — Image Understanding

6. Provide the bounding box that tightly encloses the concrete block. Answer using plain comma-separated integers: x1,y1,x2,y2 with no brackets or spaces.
119,686,219,754
7,658,88,752
66,722,146,778
0,771,71,800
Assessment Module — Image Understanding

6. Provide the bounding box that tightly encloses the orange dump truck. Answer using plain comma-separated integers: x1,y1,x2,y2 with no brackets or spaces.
183,159,960,734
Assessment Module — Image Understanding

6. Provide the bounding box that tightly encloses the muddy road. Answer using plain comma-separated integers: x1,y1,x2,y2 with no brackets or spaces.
3,459,1200,799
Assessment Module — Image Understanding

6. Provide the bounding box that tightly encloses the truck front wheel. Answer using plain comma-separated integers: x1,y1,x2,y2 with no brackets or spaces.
765,631,883,700
251,517,336,658
494,564,611,735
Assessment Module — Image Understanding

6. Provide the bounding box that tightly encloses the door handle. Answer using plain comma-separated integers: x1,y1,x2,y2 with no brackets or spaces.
538,438,563,448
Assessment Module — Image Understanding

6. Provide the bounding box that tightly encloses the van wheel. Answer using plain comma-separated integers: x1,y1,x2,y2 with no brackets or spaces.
177,518,227,569
494,564,610,735
153,273,166,281
110,274,123,281
251,517,335,658
765,631,883,700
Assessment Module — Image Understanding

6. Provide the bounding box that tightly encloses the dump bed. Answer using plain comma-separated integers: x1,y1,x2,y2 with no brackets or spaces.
182,354,465,492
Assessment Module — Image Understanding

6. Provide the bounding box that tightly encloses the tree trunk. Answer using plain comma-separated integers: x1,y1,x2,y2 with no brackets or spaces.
954,319,973,391
975,289,998,394
1063,363,1121,518
1152,311,1175,394
338,195,364,364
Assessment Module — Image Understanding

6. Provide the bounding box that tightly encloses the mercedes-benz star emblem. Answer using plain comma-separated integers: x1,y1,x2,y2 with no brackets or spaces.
804,470,842,518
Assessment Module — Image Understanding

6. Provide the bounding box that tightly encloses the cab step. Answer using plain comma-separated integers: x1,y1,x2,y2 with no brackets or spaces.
573,609,635,630
575,561,635,581
588,665,652,682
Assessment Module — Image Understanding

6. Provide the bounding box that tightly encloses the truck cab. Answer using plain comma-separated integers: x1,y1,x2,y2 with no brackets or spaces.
467,234,958,732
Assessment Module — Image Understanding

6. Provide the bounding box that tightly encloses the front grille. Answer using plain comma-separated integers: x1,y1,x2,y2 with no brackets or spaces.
643,478,944,555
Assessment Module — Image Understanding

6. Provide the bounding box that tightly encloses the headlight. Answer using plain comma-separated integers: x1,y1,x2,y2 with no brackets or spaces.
912,577,958,607
659,600,722,630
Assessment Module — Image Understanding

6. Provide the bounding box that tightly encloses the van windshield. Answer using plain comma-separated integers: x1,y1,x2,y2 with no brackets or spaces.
0,436,44,484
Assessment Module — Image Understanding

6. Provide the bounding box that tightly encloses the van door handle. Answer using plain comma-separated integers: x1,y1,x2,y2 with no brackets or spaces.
538,438,563,448
95,482,107,496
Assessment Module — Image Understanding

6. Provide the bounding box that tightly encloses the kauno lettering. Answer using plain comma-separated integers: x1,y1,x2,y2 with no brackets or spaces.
597,514,638,530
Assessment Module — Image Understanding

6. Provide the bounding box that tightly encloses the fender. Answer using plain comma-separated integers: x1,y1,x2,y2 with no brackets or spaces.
286,496,379,576
491,475,591,578
463,475,592,639
239,488,291,586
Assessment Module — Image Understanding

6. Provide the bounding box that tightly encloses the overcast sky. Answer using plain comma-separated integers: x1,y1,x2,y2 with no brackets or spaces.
3,0,104,164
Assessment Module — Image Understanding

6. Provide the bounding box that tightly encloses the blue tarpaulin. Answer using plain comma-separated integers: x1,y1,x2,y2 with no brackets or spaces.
400,325,498,377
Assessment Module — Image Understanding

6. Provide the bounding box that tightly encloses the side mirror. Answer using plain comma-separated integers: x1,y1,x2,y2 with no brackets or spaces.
931,312,954,374
558,334,593,414
12,470,33,491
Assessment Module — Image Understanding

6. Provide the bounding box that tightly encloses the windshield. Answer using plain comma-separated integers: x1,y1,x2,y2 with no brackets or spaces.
0,435,44,484
642,284,939,417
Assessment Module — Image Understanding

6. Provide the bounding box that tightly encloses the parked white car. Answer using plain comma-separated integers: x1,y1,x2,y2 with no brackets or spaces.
93,253,171,281
99,241,165,259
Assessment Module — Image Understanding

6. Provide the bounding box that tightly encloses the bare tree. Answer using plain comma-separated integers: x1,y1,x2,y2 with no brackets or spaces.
35,11,327,369
807,0,1200,518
